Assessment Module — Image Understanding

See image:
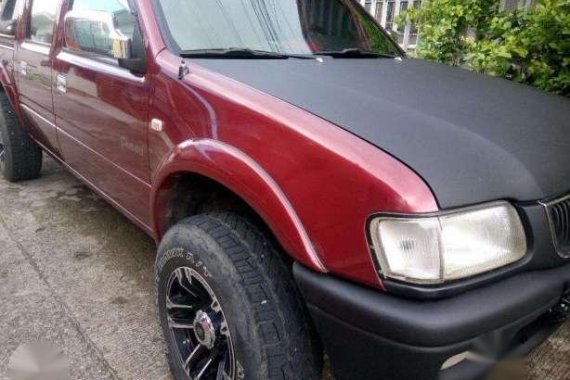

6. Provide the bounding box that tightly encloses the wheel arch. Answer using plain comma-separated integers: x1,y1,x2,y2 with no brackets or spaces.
151,139,326,272
0,54,19,108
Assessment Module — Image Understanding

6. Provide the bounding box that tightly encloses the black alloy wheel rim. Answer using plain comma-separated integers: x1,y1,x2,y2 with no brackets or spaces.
166,267,235,380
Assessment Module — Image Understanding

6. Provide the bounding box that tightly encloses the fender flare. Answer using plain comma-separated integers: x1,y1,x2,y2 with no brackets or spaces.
151,139,327,272
0,57,19,111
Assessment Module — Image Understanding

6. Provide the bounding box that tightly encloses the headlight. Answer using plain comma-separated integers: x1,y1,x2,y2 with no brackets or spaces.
369,202,527,284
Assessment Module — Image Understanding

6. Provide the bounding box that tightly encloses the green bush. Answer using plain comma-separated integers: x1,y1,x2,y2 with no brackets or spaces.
402,0,570,96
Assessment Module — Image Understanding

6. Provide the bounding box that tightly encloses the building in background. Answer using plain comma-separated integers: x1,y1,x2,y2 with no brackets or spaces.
360,0,421,50
359,0,535,51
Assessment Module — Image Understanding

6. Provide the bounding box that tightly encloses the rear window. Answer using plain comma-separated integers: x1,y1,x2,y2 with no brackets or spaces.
1,0,25,23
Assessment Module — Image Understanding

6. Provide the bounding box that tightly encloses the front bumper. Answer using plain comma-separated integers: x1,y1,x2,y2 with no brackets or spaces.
294,263,570,380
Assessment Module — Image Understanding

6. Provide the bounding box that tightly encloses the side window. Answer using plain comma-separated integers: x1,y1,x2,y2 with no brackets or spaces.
66,0,136,56
29,0,59,44
1,0,25,22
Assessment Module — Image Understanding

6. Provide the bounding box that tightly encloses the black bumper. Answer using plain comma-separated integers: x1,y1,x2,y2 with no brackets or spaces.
293,263,570,380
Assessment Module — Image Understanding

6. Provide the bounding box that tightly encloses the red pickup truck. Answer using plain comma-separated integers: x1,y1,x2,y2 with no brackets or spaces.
0,1,569,379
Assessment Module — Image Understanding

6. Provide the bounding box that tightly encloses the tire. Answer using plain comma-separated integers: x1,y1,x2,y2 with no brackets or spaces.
155,212,322,380
0,91,42,182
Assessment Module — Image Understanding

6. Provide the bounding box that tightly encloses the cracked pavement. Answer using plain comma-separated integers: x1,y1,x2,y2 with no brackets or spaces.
0,157,568,380
0,157,171,380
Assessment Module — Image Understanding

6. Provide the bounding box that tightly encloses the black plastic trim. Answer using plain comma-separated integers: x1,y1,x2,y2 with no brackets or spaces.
294,263,570,380
294,262,569,347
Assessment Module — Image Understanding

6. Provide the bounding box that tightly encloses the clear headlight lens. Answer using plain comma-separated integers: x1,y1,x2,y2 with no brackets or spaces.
369,203,527,284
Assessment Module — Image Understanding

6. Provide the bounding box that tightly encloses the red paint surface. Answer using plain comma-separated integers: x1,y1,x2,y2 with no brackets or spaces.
0,0,438,288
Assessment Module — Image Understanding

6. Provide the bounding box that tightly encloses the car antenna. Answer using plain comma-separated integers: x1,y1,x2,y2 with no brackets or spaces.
178,59,190,80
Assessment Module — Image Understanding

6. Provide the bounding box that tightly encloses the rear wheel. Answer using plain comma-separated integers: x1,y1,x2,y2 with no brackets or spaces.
155,212,322,380
0,91,42,182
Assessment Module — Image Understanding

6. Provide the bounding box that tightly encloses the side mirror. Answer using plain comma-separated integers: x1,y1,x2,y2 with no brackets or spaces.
0,19,17,36
64,9,146,73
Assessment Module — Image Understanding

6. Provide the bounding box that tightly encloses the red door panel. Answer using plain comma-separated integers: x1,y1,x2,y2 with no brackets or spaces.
14,0,62,156
53,52,151,226
16,41,60,155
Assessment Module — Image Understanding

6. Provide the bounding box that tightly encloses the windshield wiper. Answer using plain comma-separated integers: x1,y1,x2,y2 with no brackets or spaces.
315,48,399,59
179,48,313,59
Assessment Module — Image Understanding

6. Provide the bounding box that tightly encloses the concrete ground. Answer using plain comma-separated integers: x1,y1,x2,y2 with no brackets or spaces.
0,156,568,380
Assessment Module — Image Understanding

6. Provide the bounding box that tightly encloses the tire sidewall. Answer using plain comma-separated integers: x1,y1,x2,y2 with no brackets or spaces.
155,225,265,380
0,111,12,176
0,92,42,182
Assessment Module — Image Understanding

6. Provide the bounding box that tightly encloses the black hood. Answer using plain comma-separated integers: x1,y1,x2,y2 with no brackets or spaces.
196,57,570,209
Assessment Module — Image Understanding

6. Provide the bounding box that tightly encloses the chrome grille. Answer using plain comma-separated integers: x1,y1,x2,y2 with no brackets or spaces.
544,195,570,258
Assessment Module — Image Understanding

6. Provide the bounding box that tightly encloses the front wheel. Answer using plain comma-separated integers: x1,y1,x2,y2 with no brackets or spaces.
155,213,322,380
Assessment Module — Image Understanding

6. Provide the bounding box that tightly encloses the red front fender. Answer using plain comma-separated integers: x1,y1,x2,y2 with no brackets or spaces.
151,138,327,273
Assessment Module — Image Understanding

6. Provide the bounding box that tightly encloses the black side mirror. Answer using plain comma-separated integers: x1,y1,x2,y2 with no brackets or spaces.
118,57,147,75
0,19,17,36
119,22,147,75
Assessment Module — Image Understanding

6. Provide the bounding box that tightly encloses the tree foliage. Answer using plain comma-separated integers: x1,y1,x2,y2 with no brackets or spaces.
402,0,570,96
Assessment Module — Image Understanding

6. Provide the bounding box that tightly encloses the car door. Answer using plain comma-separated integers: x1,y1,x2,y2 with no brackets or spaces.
14,0,61,155
0,0,25,84
53,0,151,227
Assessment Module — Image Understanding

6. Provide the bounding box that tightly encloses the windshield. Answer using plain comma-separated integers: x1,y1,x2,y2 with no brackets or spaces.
156,0,401,57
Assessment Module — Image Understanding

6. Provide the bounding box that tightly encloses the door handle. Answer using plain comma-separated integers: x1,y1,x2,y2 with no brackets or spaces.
56,74,67,93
